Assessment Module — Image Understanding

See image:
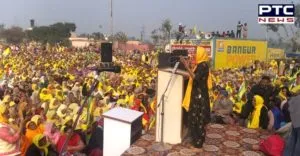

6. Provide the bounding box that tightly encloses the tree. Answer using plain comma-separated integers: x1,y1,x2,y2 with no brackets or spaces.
1,26,25,44
161,19,172,43
113,31,128,43
151,29,161,45
27,22,77,46
64,22,76,32
79,33,89,38
150,19,173,46
92,32,105,40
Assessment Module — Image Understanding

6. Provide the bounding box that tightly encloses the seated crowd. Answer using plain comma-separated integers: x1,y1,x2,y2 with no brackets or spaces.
0,45,299,155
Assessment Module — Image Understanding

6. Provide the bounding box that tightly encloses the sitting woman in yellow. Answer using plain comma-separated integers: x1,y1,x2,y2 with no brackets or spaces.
247,95,269,129
39,88,53,102
279,86,291,101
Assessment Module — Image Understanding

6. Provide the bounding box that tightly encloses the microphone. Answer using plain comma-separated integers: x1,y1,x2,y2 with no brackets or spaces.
89,66,121,73
172,62,180,74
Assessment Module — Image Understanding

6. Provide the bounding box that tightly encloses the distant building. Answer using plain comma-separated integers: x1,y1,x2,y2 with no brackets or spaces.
69,32,93,48
114,40,153,52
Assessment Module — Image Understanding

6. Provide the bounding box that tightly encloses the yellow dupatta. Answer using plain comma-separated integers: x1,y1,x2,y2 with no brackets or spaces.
247,95,264,129
32,134,50,156
182,47,210,111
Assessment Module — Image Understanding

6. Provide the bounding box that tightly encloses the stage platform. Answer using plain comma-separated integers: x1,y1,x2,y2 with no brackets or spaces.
122,124,270,156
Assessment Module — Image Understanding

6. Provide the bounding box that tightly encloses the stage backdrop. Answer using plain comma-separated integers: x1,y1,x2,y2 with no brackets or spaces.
214,39,268,69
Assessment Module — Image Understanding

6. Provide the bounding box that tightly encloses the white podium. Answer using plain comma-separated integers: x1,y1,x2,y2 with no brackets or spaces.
103,107,143,156
155,70,184,144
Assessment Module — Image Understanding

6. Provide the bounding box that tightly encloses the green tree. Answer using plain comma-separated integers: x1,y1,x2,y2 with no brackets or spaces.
151,29,161,45
161,19,172,43
1,26,25,44
150,19,173,46
27,22,76,46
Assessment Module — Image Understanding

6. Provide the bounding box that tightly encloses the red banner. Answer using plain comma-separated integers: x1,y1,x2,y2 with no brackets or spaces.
171,45,197,56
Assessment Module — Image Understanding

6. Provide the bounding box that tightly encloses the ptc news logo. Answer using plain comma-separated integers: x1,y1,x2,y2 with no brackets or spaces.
258,4,295,24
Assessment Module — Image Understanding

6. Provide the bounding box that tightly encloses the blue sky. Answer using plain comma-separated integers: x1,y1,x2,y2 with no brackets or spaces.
0,0,297,39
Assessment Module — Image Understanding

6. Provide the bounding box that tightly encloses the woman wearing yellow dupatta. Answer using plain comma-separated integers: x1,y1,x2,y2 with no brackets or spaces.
247,95,269,129
181,47,211,148
25,134,57,156
39,88,53,102
31,115,45,133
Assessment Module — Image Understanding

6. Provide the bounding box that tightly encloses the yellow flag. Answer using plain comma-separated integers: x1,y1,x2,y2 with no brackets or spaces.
3,48,11,56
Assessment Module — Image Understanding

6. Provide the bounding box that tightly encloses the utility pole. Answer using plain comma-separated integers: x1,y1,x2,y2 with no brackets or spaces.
141,25,145,42
110,0,114,42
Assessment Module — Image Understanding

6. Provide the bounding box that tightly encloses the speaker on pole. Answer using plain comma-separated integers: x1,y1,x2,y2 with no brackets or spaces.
101,43,113,62
30,19,35,28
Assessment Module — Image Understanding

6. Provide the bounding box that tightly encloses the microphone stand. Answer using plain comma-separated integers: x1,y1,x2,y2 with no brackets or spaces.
152,61,180,152
59,73,100,156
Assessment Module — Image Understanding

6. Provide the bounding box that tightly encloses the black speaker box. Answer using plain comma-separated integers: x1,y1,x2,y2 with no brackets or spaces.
101,43,113,62
158,50,188,70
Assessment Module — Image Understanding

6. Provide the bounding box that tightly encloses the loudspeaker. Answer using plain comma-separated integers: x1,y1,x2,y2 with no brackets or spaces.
101,43,113,62
172,49,188,56
30,19,35,28
158,52,186,71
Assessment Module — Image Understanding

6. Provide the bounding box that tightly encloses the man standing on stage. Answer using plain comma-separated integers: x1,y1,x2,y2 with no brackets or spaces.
177,23,185,43
236,21,243,38
181,47,211,148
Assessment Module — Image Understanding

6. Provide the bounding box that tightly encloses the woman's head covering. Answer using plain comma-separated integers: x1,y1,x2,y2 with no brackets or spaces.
253,95,264,107
195,47,208,64
32,134,49,156
247,95,265,129
39,88,53,102
49,98,59,110
31,115,42,126
68,103,79,116
57,104,67,119
63,116,73,126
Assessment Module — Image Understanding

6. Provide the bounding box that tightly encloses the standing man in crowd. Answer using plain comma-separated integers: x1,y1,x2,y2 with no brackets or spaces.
236,21,243,38
177,23,186,44
243,23,248,39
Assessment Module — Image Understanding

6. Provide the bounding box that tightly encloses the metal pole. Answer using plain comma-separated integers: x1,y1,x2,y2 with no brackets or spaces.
160,94,164,144
110,0,114,42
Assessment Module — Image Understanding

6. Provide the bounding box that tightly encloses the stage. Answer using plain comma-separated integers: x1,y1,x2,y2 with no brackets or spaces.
122,124,269,156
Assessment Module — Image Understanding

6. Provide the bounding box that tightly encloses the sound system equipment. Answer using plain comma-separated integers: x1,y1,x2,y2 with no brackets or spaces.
101,43,113,62
158,50,188,70
30,19,35,27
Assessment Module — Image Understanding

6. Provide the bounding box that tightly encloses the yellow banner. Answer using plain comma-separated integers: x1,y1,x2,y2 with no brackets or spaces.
214,39,267,69
267,48,285,60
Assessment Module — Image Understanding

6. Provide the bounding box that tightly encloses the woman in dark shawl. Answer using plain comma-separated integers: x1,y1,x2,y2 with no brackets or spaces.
182,47,210,148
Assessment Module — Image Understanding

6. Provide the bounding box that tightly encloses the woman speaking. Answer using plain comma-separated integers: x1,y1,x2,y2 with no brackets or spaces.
180,47,211,148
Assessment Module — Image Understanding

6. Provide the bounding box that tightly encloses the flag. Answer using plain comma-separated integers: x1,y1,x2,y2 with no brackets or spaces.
2,48,11,56
237,81,247,101
192,26,197,35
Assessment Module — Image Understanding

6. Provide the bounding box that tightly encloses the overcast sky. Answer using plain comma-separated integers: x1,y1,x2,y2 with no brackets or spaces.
0,0,297,39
